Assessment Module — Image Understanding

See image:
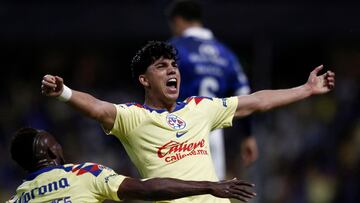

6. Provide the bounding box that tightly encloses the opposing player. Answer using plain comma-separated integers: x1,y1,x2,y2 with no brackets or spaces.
166,0,258,179
41,41,335,203
7,127,256,203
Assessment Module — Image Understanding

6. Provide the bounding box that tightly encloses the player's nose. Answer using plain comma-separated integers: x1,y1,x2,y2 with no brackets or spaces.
167,64,177,75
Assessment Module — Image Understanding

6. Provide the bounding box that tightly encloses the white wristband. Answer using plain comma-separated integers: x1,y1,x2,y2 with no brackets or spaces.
57,85,72,102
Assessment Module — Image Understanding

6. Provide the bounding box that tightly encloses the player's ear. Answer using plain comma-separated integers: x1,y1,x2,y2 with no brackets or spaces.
139,75,149,87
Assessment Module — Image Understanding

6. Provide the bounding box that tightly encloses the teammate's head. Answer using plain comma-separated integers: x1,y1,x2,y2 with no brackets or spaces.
131,41,178,80
165,0,203,36
10,127,65,172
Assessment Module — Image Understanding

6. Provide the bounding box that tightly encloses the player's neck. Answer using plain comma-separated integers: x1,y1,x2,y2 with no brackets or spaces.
144,97,177,112
30,160,59,173
178,21,202,36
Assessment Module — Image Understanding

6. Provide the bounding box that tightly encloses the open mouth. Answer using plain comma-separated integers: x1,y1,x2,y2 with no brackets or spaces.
166,78,177,89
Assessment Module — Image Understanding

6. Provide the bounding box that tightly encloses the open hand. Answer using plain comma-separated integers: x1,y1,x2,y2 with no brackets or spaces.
306,65,335,95
211,178,256,202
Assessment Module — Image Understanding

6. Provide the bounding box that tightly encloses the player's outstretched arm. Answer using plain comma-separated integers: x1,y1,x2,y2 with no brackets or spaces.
41,75,116,130
118,177,256,202
234,65,335,118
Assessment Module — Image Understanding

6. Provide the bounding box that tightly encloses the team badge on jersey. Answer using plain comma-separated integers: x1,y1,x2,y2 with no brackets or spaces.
166,114,186,130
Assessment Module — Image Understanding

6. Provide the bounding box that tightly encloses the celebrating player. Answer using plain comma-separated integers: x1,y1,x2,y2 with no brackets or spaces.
41,41,335,203
7,127,256,203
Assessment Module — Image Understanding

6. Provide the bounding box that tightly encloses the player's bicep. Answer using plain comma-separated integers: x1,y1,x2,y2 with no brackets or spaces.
234,95,262,118
97,101,117,131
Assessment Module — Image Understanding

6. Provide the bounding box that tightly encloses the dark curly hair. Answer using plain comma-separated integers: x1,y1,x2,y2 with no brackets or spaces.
10,127,39,171
131,41,178,80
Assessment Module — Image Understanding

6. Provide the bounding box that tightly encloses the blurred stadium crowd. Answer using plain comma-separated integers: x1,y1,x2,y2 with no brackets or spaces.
0,1,359,203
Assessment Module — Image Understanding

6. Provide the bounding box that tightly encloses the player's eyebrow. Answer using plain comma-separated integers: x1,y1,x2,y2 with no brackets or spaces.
154,61,172,67
155,62,166,66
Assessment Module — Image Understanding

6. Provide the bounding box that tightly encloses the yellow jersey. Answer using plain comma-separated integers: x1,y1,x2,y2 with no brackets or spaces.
108,96,238,203
7,162,126,203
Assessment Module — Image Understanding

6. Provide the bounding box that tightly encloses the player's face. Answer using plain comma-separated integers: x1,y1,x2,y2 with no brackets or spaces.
40,132,66,165
142,57,181,103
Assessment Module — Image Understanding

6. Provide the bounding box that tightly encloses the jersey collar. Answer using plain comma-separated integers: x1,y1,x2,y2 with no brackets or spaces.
143,102,187,113
183,26,214,40
25,165,71,181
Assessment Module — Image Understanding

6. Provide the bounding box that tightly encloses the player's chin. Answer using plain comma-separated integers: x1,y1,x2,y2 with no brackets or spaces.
168,94,179,101
164,92,179,102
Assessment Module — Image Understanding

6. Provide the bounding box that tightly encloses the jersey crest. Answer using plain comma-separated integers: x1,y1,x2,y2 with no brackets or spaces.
166,114,186,130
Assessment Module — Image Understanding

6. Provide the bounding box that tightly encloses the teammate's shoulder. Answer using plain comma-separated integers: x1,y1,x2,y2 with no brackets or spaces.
69,162,110,177
82,162,113,170
72,162,105,168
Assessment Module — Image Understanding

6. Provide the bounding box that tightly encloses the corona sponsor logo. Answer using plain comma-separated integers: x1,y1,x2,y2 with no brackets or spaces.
157,139,208,163
18,178,70,202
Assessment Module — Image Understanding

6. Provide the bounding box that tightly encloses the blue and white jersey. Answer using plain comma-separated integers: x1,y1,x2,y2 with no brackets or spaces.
169,27,250,101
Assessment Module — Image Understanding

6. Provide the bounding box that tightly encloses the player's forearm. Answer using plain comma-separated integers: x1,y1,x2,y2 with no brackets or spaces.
119,178,212,201
235,84,312,118
144,178,213,200
68,90,110,121
252,84,312,112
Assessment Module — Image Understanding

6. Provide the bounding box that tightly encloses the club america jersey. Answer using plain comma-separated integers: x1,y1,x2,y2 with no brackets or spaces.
107,96,238,203
7,163,126,203
169,27,250,100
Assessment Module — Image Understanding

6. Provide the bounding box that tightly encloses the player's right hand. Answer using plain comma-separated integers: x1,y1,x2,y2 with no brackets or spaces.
41,75,64,97
211,178,256,202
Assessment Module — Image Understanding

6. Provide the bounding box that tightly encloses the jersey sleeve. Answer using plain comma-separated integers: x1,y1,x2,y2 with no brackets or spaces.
201,96,238,130
92,164,127,201
106,104,141,138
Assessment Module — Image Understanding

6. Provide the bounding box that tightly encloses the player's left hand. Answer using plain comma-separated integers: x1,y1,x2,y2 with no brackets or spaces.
305,65,335,95
241,136,258,167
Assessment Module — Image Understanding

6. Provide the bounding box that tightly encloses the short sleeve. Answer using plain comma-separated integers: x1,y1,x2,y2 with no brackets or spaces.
93,164,127,201
106,104,142,138
205,96,238,130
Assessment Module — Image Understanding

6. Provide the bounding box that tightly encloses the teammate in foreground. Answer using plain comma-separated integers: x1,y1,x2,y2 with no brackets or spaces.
7,127,256,203
41,41,335,203
166,0,258,179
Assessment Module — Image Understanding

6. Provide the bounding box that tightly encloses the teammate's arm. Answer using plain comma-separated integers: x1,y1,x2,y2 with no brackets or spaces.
234,65,335,118
118,177,256,202
41,75,116,131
